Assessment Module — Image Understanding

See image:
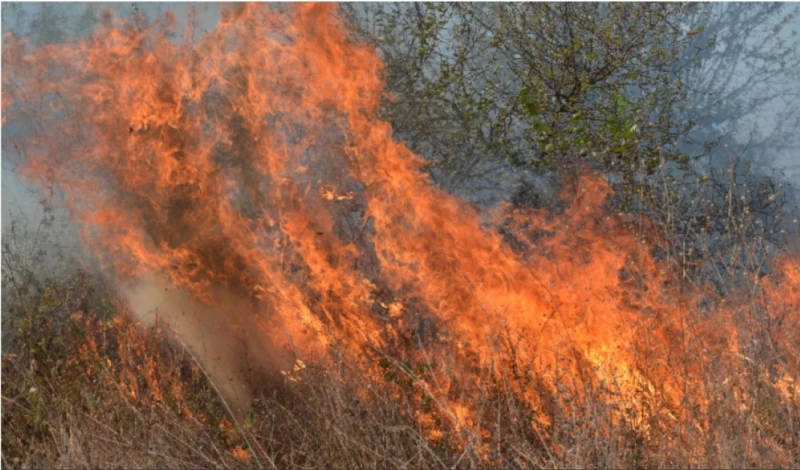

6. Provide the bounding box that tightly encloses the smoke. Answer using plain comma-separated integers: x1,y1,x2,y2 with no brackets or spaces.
123,274,292,415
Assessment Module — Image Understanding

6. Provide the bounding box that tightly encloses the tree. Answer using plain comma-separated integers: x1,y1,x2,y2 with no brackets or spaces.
679,3,800,171
348,3,708,201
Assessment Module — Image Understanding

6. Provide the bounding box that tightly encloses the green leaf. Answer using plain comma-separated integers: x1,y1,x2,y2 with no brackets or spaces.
519,86,540,117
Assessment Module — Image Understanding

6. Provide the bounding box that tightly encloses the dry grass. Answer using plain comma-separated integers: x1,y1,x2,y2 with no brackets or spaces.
2,262,798,469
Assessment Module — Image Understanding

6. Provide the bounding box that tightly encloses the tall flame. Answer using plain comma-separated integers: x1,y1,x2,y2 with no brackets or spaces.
3,3,798,451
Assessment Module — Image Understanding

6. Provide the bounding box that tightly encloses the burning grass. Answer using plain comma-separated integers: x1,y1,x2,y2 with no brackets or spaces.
2,3,800,468
2,260,798,468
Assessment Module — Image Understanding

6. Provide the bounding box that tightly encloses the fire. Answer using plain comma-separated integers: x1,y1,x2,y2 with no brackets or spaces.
3,2,798,457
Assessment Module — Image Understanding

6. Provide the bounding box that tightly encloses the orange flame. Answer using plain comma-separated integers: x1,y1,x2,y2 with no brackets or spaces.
3,3,798,452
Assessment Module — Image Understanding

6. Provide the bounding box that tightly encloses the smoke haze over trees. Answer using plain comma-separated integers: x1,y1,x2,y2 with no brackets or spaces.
6,2,798,288
4,3,800,207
